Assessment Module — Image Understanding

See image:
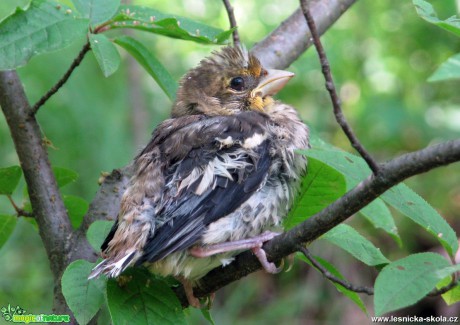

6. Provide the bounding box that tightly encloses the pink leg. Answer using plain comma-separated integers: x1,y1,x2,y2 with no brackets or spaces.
177,276,201,308
189,231,282,274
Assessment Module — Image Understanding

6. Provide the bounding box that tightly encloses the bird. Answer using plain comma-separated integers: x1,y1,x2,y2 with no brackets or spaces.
89,45,309,307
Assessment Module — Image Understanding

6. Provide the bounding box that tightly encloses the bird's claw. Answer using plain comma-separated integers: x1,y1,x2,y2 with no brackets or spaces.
252,244,283,274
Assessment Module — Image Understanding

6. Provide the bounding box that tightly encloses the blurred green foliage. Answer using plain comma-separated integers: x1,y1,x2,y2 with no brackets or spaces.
0,0,459,323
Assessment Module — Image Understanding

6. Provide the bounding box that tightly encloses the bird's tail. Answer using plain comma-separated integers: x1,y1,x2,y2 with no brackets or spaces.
88,251,136,279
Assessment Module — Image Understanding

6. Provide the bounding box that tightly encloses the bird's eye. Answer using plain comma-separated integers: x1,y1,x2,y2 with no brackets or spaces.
230,77,245,91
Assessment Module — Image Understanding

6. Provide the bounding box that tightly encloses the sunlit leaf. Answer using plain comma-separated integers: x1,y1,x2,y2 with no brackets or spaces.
436,274,460,305
285,157,346,229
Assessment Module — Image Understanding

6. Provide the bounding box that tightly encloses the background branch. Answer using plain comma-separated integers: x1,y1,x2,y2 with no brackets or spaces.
251,0,357,69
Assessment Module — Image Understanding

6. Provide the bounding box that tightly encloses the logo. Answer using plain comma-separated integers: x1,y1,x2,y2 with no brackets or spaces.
1,304,70,323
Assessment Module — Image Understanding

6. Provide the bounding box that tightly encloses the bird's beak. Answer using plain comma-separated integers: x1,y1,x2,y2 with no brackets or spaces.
251,69,295,98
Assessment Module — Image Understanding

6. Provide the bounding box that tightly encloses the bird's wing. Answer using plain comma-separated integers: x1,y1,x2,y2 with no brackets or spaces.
136,111,273,264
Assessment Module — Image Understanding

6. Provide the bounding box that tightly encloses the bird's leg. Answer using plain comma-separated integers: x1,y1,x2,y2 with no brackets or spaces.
189,231,282,273
176,276,201,308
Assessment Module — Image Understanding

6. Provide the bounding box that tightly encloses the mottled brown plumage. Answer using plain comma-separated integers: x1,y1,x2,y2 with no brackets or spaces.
89,46,309,306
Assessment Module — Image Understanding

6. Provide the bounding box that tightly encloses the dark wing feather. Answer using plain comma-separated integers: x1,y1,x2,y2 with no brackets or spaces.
136,112,272,265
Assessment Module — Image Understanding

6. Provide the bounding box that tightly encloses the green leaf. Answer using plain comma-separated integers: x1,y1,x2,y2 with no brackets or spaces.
284,157,346,229
382,184,458,257
322,224,390,266
413,0,460,37
114,36,177,100
73,0,120,25
97,303,112,325
107,268,186,325
62,259,106,325
89,34,121,77
297,253,367,312
428,53,460,82
53,166,78,188
305,147,458,258
200,309,216,325
304,147,401,242
87,220,114,251
0,215,17,249
0,0,89,70
360,198,401,246
0,166,22,195
109,5,232,45
64,195,89,228
374,253,451,316
436,274,460,305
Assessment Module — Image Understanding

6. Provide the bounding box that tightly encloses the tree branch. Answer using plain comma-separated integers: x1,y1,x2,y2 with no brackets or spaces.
251,0,357,69
299,0,380,174
31,41,91,115
0,70,74,315
175,139,460,306
222,0,240,46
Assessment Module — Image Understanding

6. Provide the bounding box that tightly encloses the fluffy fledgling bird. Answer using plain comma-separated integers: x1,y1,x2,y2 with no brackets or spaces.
89,46,309,306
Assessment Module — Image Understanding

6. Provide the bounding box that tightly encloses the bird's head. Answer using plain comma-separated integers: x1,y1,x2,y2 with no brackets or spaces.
172,46,294,117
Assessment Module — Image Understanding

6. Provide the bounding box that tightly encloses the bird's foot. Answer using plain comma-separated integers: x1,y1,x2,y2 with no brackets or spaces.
189,231,282,273
252,244,283,274
177,277,201,308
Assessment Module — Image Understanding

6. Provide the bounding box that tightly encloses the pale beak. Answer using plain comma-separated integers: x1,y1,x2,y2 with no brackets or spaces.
252,69,295,98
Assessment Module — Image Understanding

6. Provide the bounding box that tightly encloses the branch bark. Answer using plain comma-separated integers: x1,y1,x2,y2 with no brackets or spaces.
0,71,74,316
179,139,460,306
251,0,357,69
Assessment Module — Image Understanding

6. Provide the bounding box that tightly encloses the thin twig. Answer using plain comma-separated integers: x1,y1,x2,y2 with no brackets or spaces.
222,0,240,46
298,246,374,295
7,195,33,218
428,279,460,296
31,41,91,115
299,0,380,174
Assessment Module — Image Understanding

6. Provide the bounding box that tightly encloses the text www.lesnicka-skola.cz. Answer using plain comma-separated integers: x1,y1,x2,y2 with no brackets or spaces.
371,315,459,323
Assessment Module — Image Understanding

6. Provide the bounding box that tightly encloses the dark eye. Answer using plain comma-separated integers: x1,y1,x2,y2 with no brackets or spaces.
230,77,245,91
